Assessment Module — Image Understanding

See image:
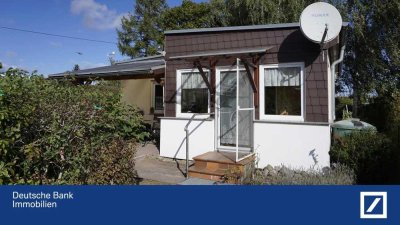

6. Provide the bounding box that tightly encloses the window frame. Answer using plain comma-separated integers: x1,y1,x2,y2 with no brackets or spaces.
176,68,211,118
259,62,305,122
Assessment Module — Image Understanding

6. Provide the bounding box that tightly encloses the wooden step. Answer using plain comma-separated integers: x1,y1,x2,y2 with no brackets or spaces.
188,167,225,182
189,151,255,183
193,151,254,166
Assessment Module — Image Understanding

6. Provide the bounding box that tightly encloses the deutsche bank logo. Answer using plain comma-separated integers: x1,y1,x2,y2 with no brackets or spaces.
360,192,387,219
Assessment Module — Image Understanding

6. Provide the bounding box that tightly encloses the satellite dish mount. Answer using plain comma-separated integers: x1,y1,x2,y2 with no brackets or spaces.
320,24,328,49
300,2,343,51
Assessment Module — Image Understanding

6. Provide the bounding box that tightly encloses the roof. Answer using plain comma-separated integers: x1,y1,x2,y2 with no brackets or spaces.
49,55,165,80
169,46,273,60
165,22,349,35
114,54,164,65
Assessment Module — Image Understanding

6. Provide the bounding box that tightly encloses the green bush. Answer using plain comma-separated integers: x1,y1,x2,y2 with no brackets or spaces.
0,68,146,184
87,138,138,185
330,130,396,184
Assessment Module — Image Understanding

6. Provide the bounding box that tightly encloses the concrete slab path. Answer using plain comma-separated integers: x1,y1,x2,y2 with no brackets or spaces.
135,143,187,184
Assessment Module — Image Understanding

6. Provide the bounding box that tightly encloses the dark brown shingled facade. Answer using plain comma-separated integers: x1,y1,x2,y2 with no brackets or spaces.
164,24,343,123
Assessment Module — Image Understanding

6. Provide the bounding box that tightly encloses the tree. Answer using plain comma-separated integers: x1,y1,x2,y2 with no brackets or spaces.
209,0,316,26
334,0,400,116
161,0,221,30
117,0,167,58
73,64,80,71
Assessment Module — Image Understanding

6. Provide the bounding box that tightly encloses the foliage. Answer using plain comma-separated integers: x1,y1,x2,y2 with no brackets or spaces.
248,164,355,185
87,138,138,185
330,130,397,184
209,0,316,26
0,68,146,184
222,166,242,184
117,0,167,58
335,0,400,115
161,0,220,30
73,64,80,71
335,97,353,120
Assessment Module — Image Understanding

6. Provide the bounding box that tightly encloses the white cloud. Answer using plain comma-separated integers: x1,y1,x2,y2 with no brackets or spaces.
70,0,126,30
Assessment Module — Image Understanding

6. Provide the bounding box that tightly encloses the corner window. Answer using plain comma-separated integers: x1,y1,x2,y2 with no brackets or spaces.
176,69,210,117
259,63,304,121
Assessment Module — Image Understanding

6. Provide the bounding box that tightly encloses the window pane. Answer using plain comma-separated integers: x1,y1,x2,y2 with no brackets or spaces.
181,89,208,113
154,85,163,110
265,86,301,115
180,71,209,113
264,67,300,86
264,66,301,116
181,72,208,89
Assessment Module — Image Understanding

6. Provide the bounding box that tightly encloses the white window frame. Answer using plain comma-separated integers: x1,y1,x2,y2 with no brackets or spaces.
215,65,253,151
176,68,211,118
259,62,305,122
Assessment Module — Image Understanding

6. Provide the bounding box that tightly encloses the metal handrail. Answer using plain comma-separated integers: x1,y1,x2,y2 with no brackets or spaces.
184,113,214,179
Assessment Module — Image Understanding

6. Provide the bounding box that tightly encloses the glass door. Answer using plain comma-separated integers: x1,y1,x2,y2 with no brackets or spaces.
217,59,254,162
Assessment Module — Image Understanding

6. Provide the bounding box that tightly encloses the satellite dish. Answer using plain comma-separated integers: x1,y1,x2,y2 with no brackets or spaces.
300,2,342,44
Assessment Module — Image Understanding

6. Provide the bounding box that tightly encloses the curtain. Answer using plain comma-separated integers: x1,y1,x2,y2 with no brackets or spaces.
181,72,209,89
264,67,300,87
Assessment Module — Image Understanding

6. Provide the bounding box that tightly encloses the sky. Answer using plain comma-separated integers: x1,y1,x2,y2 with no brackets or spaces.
0,0,204,76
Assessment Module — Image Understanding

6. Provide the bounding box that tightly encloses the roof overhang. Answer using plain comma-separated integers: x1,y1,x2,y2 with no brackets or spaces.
165,22,349,35
168,46,273,61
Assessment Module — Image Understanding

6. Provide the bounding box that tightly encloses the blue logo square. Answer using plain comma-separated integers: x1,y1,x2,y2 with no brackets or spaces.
360,192,387,219
363,196,383,215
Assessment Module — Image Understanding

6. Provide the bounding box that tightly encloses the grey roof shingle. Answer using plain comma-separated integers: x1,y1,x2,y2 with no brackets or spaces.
49,55,165,79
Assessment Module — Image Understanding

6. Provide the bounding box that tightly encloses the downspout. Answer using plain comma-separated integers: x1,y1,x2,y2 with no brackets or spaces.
329,45,346,123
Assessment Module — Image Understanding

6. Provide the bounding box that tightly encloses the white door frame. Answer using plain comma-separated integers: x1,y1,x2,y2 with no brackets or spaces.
215,63,254,157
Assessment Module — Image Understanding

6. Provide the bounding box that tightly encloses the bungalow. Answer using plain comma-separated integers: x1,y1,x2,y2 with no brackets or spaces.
50,22,347,181
160,22,347,179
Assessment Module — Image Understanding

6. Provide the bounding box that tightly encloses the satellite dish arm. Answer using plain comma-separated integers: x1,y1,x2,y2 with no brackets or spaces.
320,24,329,50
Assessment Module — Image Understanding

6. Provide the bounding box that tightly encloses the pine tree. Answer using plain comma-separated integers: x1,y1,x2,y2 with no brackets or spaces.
117,0,167,58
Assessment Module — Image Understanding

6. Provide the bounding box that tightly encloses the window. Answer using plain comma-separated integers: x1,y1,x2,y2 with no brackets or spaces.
176,69,210,117
152,83,164,113
259,63,304,121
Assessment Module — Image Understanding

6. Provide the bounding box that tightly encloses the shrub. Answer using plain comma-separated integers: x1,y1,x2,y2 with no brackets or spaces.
248,164,355,185
87,139,139,185
330,130,396,184
0,68,146,184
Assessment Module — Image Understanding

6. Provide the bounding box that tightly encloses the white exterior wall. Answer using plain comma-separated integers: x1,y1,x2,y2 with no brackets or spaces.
160,118,331,169
254,122,331,169
160,118,215,159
